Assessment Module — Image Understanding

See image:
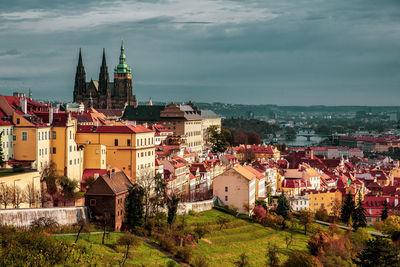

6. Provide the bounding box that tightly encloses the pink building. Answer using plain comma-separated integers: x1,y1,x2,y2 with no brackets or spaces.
213,165,256,215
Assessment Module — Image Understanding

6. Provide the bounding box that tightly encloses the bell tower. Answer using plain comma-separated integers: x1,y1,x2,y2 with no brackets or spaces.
113,40,133,108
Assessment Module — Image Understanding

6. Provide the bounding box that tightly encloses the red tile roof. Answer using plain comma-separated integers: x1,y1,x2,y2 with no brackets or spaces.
77,125,153,133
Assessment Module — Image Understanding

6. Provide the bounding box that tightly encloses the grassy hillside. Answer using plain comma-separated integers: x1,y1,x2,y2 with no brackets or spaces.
186,209,310,267
56,233,173,266
56,209,317,266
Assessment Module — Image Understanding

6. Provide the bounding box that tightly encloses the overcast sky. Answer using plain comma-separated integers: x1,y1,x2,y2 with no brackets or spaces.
0,0,399,105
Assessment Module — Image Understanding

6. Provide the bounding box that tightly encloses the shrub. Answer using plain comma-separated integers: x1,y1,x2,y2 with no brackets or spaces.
315,207,329,222
144,217,155,236
381,216,400,235
350,228,372,253
252,205,267,222
261,213,284,230
283,252,322,267
328,224,340,236
194,224,211,241
30,217,59,229
159,236,177,253
192,255,209,267
175,246,193,263
391,230,400,242
188,210,197,216
0,229,69,266
230,205,239,217
307,231,332,256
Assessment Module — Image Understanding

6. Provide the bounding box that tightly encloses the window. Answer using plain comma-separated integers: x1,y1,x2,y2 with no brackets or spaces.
127,139,131,146
52,131,56,139
17,118,20,124
53,147,56,154
225,196,228,201
45,132,47,140
114,139,118,146
22,132,27,141
38,132,40,141
69,160,72,165
90,199,96,206
225,186,228,192
69,146,72,152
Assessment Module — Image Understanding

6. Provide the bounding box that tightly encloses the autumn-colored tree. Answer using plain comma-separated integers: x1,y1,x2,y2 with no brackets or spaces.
299,209,314,235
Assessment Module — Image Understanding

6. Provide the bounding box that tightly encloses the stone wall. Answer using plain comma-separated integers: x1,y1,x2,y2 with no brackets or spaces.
0,207,88,227
177,199,214,215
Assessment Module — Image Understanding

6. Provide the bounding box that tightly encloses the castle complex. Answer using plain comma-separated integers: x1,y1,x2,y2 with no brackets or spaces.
73,41,135,109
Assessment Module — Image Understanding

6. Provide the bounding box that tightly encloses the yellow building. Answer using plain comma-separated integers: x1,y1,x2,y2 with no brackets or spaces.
45,112,83,182
0,95,51,172
82,144,106,170
306,190,342,214
76,124,155,181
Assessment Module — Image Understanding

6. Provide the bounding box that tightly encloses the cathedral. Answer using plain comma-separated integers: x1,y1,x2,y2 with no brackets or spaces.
73,41,136,109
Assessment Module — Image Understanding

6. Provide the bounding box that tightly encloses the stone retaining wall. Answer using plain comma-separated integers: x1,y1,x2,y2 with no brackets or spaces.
0,207,88,227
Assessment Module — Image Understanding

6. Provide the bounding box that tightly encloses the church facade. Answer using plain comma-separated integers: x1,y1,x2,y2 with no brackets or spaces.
73,41,136,109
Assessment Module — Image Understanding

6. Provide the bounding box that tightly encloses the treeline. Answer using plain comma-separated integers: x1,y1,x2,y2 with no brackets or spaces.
222,118,280,140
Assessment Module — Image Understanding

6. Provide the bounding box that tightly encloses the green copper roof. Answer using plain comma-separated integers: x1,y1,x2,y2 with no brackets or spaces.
114,40,132,74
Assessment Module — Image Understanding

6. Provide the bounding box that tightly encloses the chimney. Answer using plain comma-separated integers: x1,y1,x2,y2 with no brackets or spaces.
19,97,27,114
49,107,54,125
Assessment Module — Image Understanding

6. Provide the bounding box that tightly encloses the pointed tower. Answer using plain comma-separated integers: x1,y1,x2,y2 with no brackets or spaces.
114,40,133,108
98,48,112,109
73,48,87,103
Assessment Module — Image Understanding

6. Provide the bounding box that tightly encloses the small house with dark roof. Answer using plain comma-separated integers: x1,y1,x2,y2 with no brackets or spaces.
85,170,133,231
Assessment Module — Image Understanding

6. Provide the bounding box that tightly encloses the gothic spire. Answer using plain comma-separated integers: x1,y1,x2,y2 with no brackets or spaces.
74,48,86,101
114,40,131,74
78,48,83,67
98,48,111,104
101,48,107,68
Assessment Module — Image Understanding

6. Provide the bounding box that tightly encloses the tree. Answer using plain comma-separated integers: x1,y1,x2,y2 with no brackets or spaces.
276,193,290,218
234,252,250,267
340,193,355,225
331,198,342,223
217,216,231,230
266,244,280,267
41,162,58,195
23,182,35,208
166,193,180,226
151,172,166,213
381,216,400,235
307,231,332,256
117,233,140,266
11,185,24,208
299,209,314,235
0,184,12,208
99,212,112,245
283,252,321,267
75,219,90,243
125,184,145,231
315,206,329,222
208,126,233,153
136,170,156,222
284,127,296,141
81,176,96,191
58,176,78,206
353,191,367,230
247,131,261,145
354,237,399,267
381,200,389,221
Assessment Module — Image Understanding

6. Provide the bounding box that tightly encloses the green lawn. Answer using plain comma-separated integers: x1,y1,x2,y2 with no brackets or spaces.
56,232,173,267
184,209,311,267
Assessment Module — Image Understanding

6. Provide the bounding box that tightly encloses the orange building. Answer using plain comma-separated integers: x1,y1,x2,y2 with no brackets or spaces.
76,125,155,181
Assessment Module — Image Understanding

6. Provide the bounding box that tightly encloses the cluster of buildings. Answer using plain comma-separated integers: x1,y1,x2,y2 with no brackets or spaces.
339,134,400,152
1,42,399,229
